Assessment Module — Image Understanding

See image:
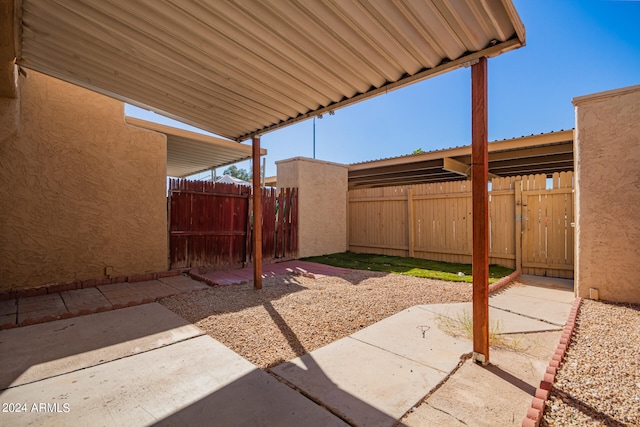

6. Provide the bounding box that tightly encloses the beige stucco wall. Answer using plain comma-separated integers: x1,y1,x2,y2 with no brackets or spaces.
573,84,640,304
277,157,348,258
0,71,167,291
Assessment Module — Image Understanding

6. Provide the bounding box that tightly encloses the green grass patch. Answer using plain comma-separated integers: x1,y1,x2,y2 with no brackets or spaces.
302,252,513,284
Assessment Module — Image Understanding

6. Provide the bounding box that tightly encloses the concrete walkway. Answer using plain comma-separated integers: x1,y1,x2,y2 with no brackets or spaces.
271,275,575,426
0,274,574,426
1,261,353,329
0,303,346,426
0,275,209,329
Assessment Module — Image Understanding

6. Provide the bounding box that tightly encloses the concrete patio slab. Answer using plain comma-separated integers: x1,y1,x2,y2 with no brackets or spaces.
0,303,202,389
401,331,562,427
0,299,17,316
157,274,209,292
489,293,574,326
350,306,471,373
127,280,182,299
0,314,15,327
518,274,574,291
496,280,575,303
97,282,152,305
1,335,347,427
60,287,112,312
418,303,562,334
271,336,447,427
17,294,68,323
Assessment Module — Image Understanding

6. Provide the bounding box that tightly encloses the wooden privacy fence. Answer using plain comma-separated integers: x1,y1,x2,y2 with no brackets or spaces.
348,172,574,278
168,179,298,269
246,187,299,263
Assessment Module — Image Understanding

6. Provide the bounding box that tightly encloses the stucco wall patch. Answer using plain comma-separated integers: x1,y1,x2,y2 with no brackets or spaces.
277,157,348,258
574,85,640,304
0,72,167,291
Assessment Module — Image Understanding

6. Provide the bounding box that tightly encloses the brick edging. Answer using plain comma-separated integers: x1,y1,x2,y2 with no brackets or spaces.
489,269,521,294
0,277,206,331
0,270,182,301
1,298,159,330
521,297,583,427
188,269,219,287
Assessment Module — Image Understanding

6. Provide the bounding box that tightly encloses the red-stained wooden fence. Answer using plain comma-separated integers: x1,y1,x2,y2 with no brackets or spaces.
246,187,298,262
168,179,298,269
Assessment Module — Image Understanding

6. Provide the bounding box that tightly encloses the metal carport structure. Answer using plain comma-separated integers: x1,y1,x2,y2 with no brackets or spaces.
1,0,526,363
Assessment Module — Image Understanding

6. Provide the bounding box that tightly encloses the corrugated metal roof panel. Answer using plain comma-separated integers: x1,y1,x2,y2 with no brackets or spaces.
349,129,574,166
15,0,525,141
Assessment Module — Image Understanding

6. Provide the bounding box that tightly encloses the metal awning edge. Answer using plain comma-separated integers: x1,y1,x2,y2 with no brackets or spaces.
238,37,523,142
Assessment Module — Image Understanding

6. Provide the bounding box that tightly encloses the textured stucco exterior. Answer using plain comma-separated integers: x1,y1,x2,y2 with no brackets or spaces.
277,157,348,258
0,71,167,291
573,85,640,304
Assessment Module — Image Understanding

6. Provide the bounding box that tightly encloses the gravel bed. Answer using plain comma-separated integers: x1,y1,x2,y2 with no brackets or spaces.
160,271,471,369
542,299,640,426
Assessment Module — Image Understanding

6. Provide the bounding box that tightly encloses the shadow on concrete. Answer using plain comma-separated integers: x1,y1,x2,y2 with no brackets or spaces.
150,352,399,427
0,303,201,391
149,365,351,427
518,274,574,292
153,300,397,427
484,363,536,395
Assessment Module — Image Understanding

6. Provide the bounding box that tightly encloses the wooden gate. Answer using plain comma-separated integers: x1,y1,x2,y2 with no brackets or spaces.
521,172,574,278
168,179,250,269
168,179,298,270
247,187,299,262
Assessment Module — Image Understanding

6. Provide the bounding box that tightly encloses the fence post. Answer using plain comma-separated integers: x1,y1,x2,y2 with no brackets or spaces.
471,56,489,365
407,188,415,258
167,181,172,270
515,179,523,272
252,136,263,290
346,190,350,253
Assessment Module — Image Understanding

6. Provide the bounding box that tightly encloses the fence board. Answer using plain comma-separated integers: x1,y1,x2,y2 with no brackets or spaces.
348,172,574,277
169,179,298,269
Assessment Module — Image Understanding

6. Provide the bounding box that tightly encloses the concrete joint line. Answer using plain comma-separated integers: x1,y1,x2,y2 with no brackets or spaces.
427,403,470,426
488,304,565,327
265,368,356,426
0,333,205,392
346,336,450,375
393,352,472,426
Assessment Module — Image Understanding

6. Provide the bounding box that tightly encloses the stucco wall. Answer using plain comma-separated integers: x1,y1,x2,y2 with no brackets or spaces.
277,157,348,258
573,84,640,304
0,71,167,291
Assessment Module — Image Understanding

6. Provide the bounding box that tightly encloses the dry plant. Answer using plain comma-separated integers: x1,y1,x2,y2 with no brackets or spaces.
436,309,523,350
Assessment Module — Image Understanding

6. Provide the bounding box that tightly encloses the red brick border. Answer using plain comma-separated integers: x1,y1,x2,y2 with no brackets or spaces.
188,269,217,287
521,296,582,427
489,269,521,294
0,270,181,301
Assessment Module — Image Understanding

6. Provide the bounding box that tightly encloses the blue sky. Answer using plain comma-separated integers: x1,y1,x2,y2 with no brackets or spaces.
126,0,640,179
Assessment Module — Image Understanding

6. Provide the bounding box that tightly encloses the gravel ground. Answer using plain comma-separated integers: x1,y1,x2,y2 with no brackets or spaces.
542,299,640,426
160,271,471,368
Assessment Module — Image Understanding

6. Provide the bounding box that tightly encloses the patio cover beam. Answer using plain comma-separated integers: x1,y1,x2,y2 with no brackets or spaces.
472,56,489,364
252,136,262,290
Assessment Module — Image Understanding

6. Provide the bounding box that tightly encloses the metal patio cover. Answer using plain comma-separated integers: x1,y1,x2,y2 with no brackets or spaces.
14,0,525,142
125,117,267,178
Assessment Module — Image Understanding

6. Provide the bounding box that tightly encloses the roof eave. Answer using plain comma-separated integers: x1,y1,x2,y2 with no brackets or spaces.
238,37,524,142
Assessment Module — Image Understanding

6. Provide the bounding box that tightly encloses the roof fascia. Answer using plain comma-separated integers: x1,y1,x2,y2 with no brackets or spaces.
349,129,574,171
239,37,523,142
